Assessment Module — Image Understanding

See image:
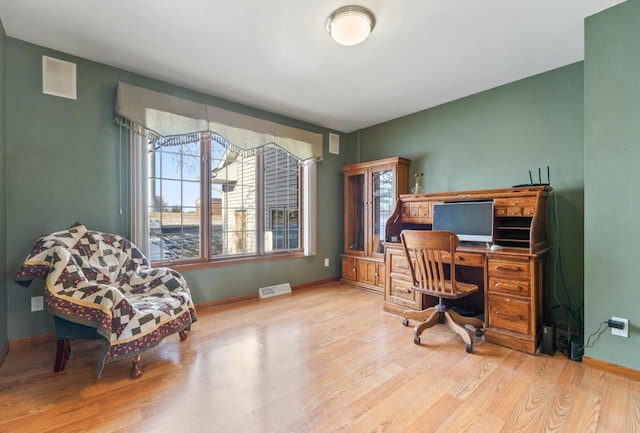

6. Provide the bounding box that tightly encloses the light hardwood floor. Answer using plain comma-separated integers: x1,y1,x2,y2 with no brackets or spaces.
1,283,639,433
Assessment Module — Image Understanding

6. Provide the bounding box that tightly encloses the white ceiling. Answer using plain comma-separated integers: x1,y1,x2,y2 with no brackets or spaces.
0,0,626,133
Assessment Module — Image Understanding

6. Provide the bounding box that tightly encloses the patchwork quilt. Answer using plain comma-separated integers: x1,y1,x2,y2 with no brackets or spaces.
15,223,197,377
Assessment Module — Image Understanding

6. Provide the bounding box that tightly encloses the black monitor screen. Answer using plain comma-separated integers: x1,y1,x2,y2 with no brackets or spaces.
432,201,494,243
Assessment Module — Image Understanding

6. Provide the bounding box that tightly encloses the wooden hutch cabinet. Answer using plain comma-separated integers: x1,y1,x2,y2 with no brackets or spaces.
340,157,410,294
384,186,551,354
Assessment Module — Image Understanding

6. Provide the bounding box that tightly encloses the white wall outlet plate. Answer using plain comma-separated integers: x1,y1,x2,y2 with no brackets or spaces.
31,296,44,312
324,258,330,267
611,316,629,338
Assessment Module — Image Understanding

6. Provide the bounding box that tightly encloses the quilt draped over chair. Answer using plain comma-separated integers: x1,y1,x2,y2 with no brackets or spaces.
15,223,197,377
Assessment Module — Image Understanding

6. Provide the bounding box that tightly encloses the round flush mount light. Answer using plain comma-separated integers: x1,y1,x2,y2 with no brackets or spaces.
326,5,376,46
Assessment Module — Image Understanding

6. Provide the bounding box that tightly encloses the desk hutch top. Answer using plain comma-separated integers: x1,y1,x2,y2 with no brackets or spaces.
386,185,551,254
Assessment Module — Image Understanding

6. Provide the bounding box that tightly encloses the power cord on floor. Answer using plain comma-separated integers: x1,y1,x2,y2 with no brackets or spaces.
549,189,584,347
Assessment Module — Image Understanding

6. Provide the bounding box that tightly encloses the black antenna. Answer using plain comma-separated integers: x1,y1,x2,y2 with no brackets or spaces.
547,166,550,184
513,166,551,188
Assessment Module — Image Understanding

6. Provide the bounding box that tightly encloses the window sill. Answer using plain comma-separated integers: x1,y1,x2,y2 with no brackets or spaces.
152,251,307,272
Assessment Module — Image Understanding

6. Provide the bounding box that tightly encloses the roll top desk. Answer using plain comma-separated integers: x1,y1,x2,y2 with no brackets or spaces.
383,186,552,354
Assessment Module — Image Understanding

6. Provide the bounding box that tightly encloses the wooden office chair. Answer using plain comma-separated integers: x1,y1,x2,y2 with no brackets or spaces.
400,230,484,353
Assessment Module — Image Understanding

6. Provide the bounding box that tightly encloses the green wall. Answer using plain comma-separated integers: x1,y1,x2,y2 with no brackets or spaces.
349,63,586,326
4,3,638,375
584,0,640,370
0,19,8,354
5,39,345,340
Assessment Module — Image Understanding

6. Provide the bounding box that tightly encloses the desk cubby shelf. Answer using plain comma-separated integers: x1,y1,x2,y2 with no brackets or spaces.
495,216,533,248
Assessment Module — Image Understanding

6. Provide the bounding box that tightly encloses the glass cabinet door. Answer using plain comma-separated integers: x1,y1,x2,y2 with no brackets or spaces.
345,172,365,253
371,168,394,255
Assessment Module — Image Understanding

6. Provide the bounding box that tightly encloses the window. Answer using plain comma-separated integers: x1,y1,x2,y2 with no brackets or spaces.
143,134,303,264
267,209,299,251
264,147,300,252
118,82,320,264
148,140,201,262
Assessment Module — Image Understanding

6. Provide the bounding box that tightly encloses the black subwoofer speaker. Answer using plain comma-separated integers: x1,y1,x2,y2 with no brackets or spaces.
542,322,556,355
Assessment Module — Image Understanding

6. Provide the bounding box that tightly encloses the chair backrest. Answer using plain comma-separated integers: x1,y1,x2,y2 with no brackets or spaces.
400,230,459,295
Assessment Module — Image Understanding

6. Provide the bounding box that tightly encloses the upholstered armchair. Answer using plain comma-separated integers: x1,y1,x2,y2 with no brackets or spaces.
16,223,197,378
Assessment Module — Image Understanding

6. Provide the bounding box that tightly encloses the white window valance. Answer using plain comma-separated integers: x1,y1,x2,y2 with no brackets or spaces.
114,81,323,162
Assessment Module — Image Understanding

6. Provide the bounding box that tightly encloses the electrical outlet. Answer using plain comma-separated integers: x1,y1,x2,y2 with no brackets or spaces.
31,296,44,312
324,258,330,267
611,316,629,338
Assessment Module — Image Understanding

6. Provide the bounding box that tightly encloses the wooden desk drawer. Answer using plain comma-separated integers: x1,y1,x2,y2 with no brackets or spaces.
507,206,523,216
390,255,411,276
401,202,411,218
442,251,484,267
389,277,421,308
488,277,530,296
411,202,430,218
488,258,530,278
390,277,413,295
494,198,536,217
402,201,432,223
488,294,530,334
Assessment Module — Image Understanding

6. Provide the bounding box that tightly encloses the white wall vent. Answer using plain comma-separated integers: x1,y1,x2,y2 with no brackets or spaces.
329,133,340,155
42,56,77,100
259,283,292,299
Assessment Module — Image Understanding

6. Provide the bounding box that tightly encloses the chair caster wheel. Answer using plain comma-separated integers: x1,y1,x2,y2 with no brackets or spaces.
475,329,484,337
402,318,409,327
413,336,421,345
465,344,473,353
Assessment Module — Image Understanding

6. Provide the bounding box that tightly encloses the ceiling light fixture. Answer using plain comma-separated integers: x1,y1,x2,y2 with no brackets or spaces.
326,5,376,47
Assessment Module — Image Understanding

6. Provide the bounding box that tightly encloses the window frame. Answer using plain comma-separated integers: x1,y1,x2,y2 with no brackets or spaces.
135,134,310,270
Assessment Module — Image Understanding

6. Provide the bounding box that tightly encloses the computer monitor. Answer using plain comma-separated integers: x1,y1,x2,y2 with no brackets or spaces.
432,201,494,243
